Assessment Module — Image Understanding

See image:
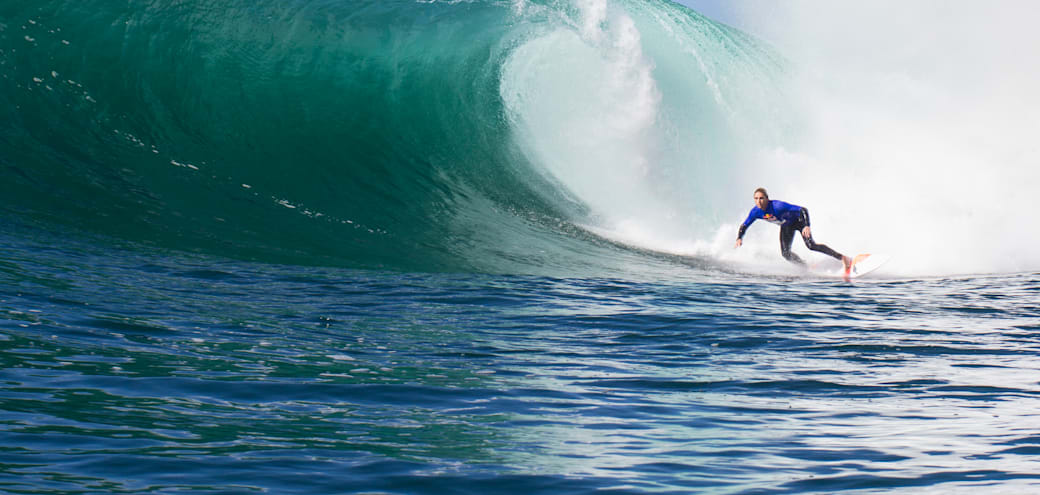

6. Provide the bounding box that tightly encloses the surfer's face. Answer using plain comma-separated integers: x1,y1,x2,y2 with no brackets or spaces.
754,192,769,210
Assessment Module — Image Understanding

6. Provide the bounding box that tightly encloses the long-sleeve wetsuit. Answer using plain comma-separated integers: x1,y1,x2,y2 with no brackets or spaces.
737,200,844,265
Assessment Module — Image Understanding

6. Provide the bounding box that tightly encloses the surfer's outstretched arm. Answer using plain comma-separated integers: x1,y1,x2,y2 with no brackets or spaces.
735,223,749,248
735,208,759,248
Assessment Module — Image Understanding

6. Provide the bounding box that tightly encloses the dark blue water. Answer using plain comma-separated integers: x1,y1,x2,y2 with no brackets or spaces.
3,222,1040,494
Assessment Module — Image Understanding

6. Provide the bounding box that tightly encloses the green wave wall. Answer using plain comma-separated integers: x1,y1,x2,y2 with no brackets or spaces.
0,0,787,274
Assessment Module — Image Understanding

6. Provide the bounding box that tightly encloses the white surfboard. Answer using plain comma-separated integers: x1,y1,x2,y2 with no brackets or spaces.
816,253,890,279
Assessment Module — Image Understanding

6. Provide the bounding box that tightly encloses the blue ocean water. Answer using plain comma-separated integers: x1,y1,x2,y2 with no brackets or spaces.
3,0,1040,493
4,218,1040,494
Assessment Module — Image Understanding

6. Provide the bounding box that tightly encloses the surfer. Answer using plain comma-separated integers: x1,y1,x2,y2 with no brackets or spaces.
734,187,852,272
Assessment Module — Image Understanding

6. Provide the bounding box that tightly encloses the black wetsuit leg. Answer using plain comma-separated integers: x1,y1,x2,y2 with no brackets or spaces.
802,232,844,261
779,222,804,265
781,218,845,264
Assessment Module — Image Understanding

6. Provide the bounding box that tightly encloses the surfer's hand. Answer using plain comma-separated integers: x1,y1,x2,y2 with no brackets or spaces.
734,238,742,248
802,226,811,238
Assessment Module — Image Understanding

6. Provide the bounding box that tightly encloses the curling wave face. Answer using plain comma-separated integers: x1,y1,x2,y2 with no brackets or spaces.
0,0,788,276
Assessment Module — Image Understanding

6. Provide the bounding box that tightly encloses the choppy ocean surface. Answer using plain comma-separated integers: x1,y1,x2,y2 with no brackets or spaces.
4,219,1040,494
4,0,1040,493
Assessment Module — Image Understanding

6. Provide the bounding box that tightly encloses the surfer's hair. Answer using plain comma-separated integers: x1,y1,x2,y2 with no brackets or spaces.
754,187,769,198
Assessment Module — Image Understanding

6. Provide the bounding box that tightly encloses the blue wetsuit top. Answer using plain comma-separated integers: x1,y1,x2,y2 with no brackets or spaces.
737,200,810,240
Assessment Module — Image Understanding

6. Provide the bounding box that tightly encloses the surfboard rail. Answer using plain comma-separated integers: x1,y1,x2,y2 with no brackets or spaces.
813,253,890,279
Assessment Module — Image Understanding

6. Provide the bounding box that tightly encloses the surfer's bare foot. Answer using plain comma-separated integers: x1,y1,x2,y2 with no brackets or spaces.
842,256,852,273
